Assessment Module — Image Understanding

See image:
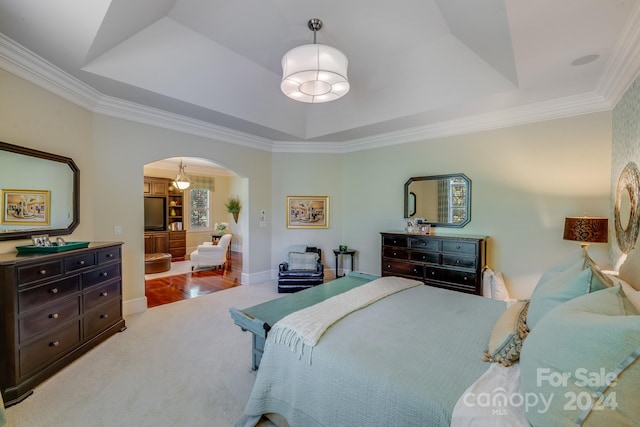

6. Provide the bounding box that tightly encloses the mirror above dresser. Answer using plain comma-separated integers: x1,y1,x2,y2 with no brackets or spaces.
404,173,471,227
0,142,79,241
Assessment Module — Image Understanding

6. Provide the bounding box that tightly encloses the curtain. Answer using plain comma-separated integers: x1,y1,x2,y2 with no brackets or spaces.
191,175,215,191
438,180,449,222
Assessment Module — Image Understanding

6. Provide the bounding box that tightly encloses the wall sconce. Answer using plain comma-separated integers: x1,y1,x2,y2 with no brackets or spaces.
563,215,608,250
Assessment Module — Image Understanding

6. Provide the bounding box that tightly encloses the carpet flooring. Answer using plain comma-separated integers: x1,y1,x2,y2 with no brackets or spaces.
5,280,282,427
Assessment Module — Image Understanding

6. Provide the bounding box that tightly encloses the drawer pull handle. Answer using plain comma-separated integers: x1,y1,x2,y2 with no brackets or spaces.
101,314,109,319
387,265,391,268
393,252,397,256
100,292,108,297
463,276,468,281
39,269,47,275
50,313,59,319
100,272,108,277
50,341,59,347
456,245,461,250
107,254,114,258
431,271,435,275
50,288,59,294
79,260,85,265
456,260,460,264
413,269,418,273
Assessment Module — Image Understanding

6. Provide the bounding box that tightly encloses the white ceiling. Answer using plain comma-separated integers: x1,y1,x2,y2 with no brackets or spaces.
1,0,640,151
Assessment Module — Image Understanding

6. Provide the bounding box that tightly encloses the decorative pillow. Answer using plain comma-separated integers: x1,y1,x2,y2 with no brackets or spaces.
288,252,319,271
491,271,511,302
526,263,587,329
614,276,640,313
482,300,530,366
482,268,511,301
526,251,613,329
520,286,640,426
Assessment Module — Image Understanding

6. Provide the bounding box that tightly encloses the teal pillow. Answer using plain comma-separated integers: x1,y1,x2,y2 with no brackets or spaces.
520,286,640,426
288,252,319,270
526,253,612,329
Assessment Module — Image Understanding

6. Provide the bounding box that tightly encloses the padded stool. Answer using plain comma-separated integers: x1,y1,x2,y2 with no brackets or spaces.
145,253,172,274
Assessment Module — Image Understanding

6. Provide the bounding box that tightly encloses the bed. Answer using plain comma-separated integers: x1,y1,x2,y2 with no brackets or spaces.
235,249,640,427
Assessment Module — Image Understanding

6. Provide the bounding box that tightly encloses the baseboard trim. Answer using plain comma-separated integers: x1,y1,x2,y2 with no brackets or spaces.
242,270,272,285
123,297,148,316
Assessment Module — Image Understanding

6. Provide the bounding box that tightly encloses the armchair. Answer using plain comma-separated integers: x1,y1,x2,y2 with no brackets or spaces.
278,247,324,293
190,233,232,270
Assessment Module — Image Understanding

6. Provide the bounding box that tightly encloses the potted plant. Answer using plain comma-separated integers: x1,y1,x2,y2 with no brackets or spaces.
225,196,242,223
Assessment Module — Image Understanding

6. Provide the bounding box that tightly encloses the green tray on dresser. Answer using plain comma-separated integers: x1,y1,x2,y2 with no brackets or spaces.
16,241,90,254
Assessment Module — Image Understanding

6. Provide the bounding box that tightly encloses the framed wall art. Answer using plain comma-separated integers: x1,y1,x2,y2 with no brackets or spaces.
286,196,329,229
2,189,51,226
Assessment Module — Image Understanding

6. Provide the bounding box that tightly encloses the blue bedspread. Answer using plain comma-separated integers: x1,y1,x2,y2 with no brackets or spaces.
242,284,505,427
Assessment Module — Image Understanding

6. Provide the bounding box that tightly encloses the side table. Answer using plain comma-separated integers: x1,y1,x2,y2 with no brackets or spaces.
333,249,357,278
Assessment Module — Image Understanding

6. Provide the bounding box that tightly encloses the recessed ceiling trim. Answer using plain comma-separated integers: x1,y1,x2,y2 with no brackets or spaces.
94,96,274,152
1,23,638,155
596,1,640,105
273,92,612,154
0,33,101,111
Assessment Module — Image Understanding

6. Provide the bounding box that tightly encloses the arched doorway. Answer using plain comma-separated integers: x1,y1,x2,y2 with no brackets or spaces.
143,157,247,307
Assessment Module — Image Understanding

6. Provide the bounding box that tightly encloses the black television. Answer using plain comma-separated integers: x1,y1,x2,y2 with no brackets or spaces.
144,197,166,231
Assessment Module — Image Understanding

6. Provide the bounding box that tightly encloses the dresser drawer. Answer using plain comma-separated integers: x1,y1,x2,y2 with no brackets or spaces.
382,259,423,278
64,253,96,273
83,280,121,311
17,260,63,286
442,254,477,270
19,297,81,342
382,247,409,260
18,276,81,312
410,251,440,264
425,267,477,290
97,247,121,264
410,237,440,251
442,241,477,255
82,264,121,288
84,299,122,339
20,321,81,377
382,235,408,248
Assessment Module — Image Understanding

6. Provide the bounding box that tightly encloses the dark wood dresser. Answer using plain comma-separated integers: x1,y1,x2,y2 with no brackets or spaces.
0,242,126,406
381,232,487,295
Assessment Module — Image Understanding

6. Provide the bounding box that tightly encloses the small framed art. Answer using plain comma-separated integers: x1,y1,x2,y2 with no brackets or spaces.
286,196,329,229
2,189,51,225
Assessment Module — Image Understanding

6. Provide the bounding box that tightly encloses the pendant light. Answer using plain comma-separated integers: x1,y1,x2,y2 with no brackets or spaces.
174,159,192,190
281,18,349,103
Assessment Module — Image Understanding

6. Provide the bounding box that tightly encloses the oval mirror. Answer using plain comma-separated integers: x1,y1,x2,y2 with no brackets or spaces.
614,162,640,253
404,173,471,227
0,141,79,241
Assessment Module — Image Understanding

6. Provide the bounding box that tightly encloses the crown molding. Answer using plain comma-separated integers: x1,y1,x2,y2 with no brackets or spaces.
93,96,274,152
2,21,640,155
0,34,274,152
271,92,612,153
596,1,640,105
0,33,101,110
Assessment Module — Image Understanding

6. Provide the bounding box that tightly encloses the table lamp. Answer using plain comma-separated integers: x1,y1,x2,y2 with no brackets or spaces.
563,216,608,249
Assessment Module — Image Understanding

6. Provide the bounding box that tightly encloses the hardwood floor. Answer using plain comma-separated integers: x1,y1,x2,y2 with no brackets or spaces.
145,251,242,308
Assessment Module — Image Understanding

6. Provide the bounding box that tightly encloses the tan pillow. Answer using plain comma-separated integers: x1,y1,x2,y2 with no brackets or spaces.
482,300,530,366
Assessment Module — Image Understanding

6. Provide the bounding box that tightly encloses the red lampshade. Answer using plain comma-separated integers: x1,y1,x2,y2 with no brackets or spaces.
563,217,608,246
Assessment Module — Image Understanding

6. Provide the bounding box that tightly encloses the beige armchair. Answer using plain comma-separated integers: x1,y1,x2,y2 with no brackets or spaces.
190,233,232,270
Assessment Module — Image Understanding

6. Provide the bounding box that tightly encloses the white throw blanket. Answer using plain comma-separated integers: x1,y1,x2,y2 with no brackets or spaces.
268,276,421,361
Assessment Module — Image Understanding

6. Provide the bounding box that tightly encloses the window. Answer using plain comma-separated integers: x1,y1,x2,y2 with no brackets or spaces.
189,188,210,229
